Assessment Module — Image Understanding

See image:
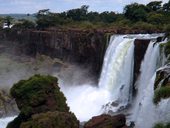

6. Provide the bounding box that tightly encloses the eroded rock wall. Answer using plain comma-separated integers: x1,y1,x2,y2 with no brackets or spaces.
0,29,108,75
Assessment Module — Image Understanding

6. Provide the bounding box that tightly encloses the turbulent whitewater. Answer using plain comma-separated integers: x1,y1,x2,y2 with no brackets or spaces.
60,34,170,126
0,116,16,128
1,34,169,128
59,35,135,121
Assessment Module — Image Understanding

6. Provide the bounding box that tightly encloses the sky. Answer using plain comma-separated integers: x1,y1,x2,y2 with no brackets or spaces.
0,0,169,14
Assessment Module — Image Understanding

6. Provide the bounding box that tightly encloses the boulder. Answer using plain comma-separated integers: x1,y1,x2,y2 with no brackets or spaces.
84,114,126,128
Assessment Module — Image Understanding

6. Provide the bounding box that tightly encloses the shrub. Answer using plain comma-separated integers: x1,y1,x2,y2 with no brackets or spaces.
132,21,157,31
164,41,170,57
8,74,71,128
153,86,170,104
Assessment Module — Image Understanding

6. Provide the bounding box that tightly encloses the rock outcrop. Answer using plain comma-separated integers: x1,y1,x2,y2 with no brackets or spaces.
84,114,127,128
7,74,79,128
0,29,166,76
134,39,150,86
153,65,170,104
0,29,108,75
153,40,170,104
0,90,18,117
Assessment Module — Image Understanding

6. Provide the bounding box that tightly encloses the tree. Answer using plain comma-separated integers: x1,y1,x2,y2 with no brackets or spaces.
66,5,89,21
4,16,13,27
163,0,170,12
99,11,116,23
37,9,50,15
13,19,36,29
124,3,148,22
147,12,164,24
87,11,100,22
147,1,162,11
36,9,63,29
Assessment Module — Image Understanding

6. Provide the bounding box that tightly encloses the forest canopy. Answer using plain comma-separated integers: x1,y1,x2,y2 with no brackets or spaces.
1,0,170,31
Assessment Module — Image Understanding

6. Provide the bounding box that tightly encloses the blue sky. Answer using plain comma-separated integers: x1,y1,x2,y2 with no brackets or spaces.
0,0,169,14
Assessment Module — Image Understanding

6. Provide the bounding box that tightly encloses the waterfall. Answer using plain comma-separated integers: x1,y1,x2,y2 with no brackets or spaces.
1,34,169,127
0,116,16,128
60,35,135,121
129,38,170,128
129,41,159,128
99,35,135,112
60,34,168,123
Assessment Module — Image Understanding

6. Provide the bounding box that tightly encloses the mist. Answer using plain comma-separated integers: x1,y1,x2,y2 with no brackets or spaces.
0,45,104,121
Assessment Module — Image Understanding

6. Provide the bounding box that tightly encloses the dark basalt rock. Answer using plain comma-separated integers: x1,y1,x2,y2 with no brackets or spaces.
7,74,79,128
153,65,170,104
0,29,108,75
133,39,150,91
84,114,126,128
0,29,165,76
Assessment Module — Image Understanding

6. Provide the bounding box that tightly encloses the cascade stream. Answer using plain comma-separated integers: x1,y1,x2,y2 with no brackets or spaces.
0,34,169,128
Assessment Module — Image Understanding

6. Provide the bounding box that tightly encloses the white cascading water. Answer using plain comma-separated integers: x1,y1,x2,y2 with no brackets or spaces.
59,35,135,121
1,34,169,128
0,116,16,128
129,38,170,128
129,40,159,128
98,35,135,112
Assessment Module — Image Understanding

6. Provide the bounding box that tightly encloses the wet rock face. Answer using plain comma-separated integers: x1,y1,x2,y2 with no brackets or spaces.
84,114,126,128
0,29,108,75
154,67,170,90
0,90,18,117
153,65,170,104
7,75,79,128
133,39,150,90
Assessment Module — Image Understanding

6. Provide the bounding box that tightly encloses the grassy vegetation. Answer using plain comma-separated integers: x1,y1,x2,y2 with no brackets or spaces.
154,122,170,128
153,86,170,104
164,41,170,57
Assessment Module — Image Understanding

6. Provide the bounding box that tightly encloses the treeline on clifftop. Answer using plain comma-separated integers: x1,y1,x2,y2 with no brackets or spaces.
1,0,170,32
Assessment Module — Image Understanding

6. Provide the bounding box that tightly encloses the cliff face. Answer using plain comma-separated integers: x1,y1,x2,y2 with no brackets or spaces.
0,29,108,75
0,29,165,77
134,39,150,86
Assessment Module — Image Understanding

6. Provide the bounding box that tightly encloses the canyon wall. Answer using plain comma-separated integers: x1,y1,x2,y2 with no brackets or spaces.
0,29,109,75
0,29,165,77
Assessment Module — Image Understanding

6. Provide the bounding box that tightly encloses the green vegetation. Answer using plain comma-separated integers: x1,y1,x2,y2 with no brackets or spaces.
8,74,74,128
153,86,170,104
20,111,79,128
13,19,36,29
10,74,69,114
164,41,170,57
34,1,170,30
154,122,170,128
1,1,170,31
